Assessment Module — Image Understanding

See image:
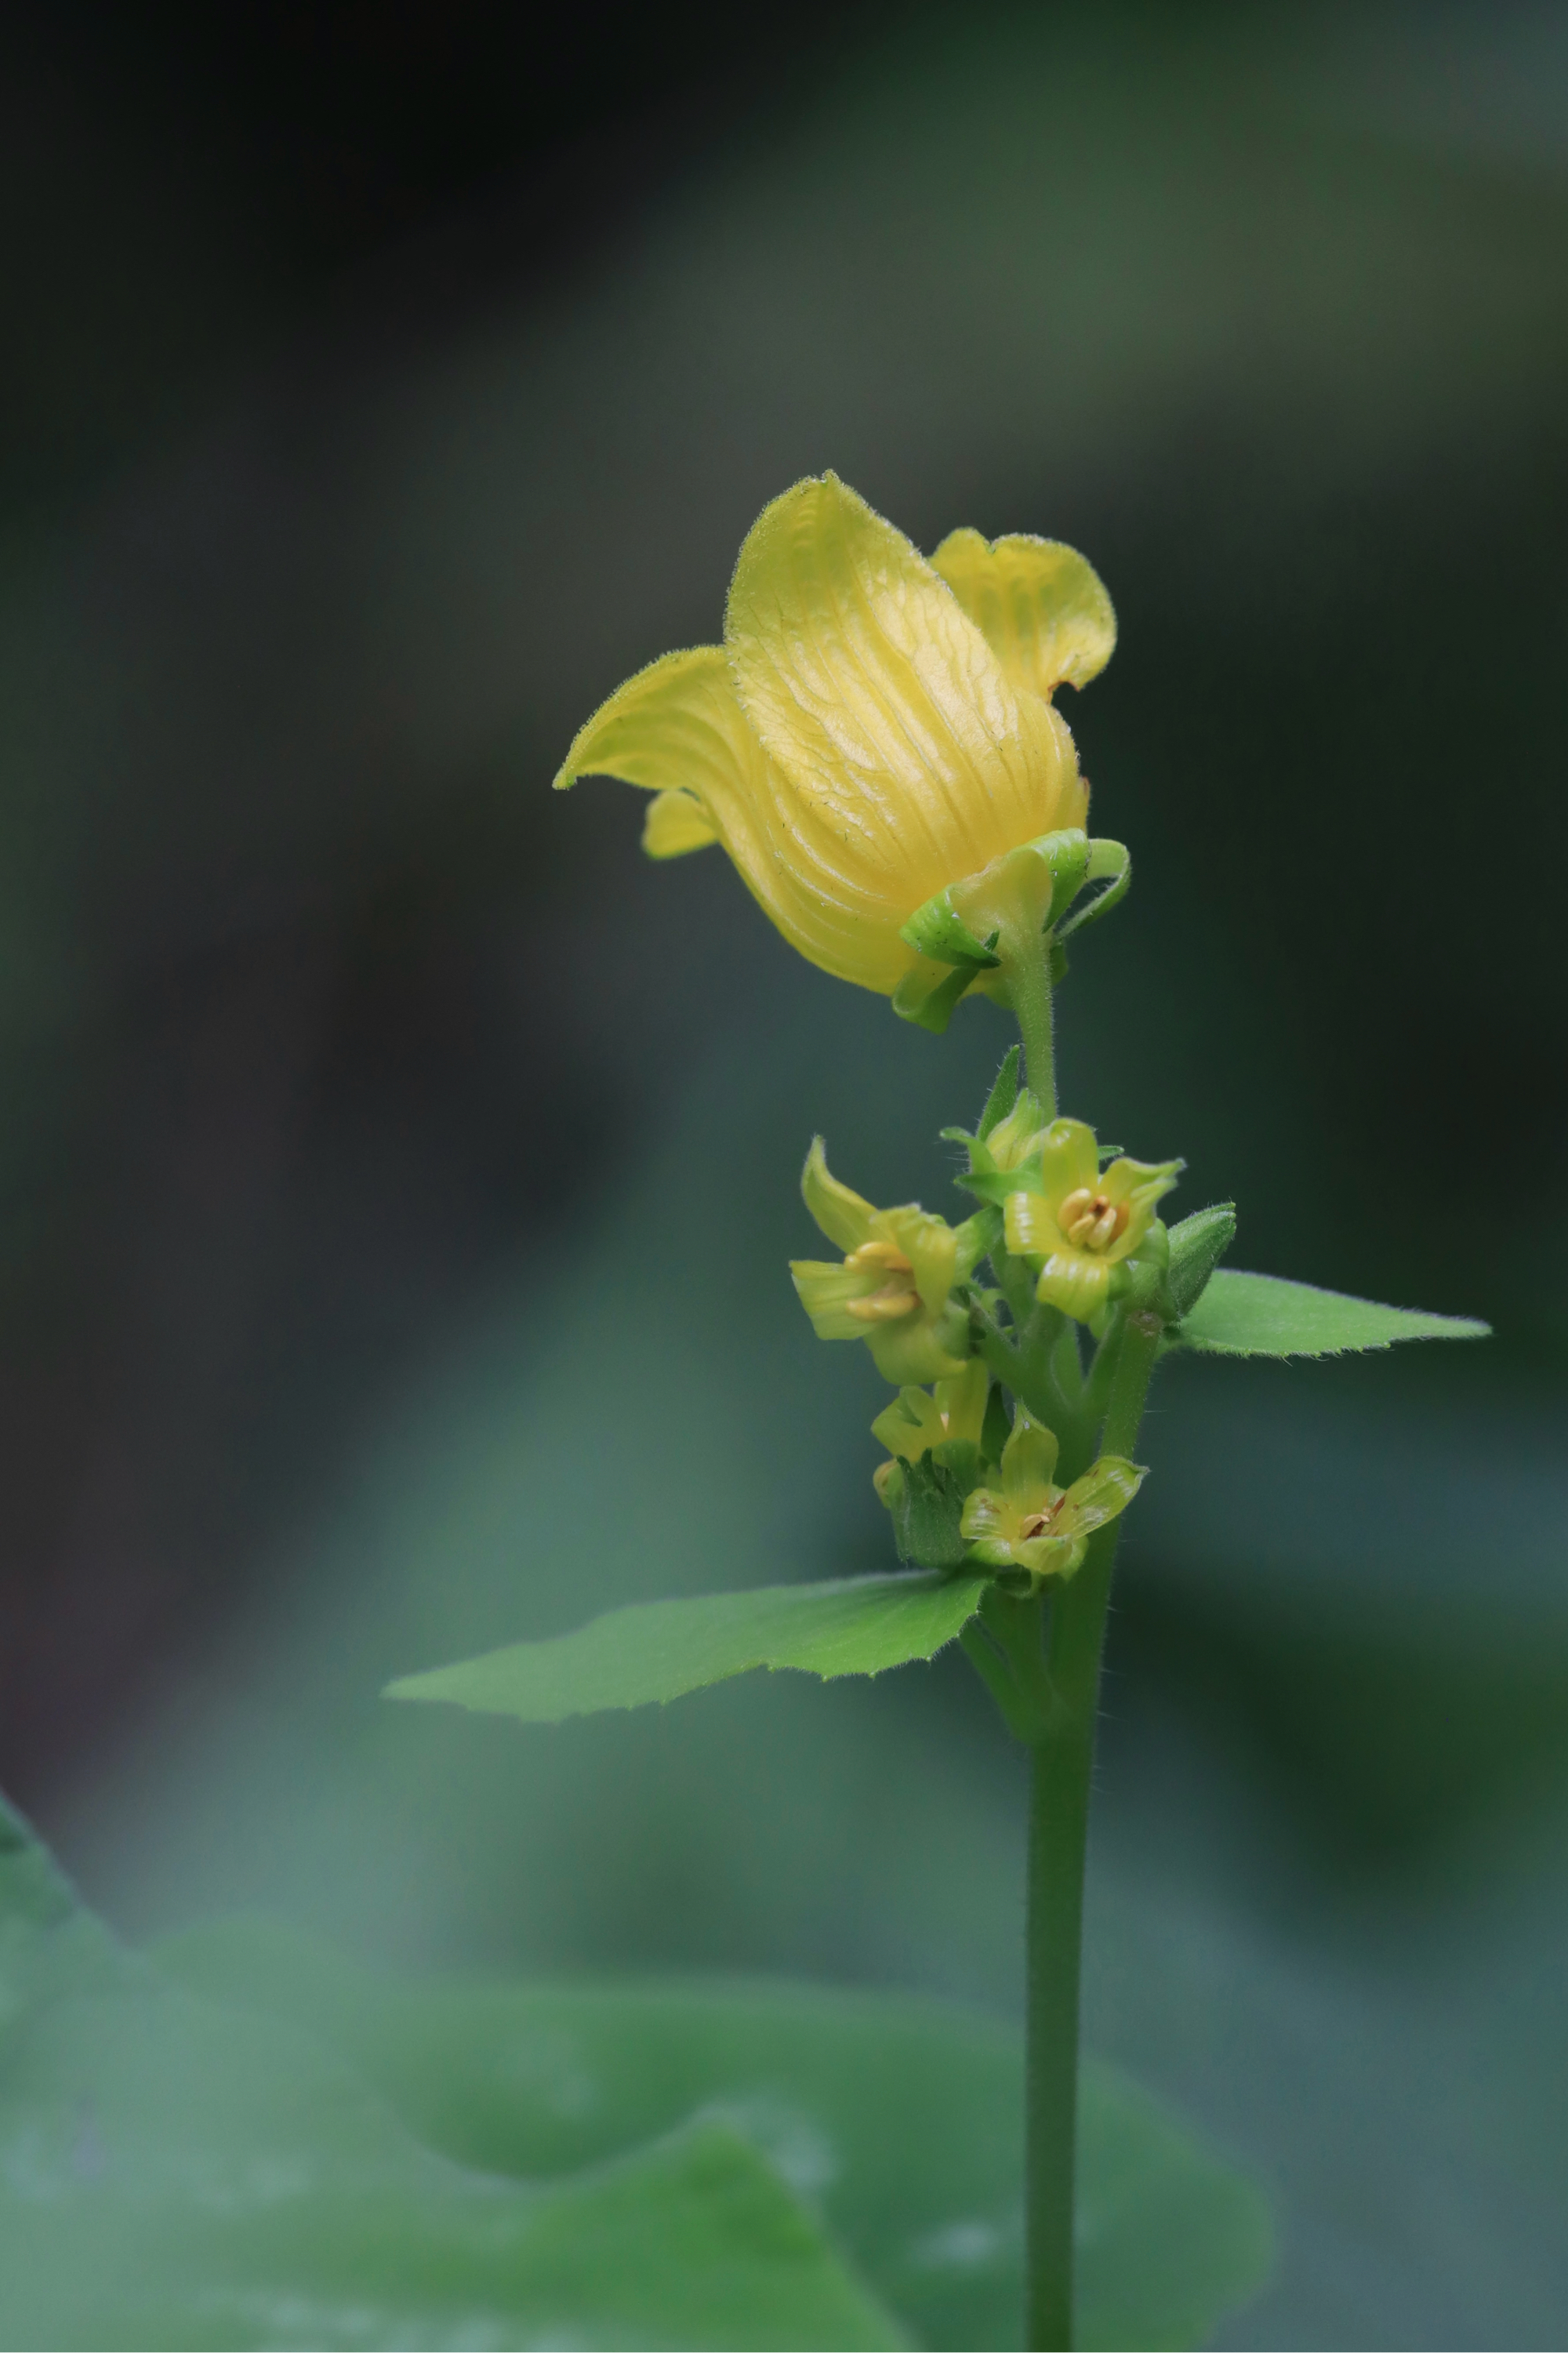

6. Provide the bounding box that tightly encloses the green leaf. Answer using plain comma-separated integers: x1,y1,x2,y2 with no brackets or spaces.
1176,1267,1490,1358
161,1921,1275,2353
0,1801,906,2351
384,1570,990,1723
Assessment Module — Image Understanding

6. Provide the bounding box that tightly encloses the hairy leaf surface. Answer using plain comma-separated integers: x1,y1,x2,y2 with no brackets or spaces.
1177,1269,1488,1358
385,1571,990,1722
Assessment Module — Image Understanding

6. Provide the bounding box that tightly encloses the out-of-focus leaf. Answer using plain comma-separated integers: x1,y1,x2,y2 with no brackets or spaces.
383,1571,989,1723
0,1800,906,2352
162,1920,1274,2351
1175,1269,1488,1358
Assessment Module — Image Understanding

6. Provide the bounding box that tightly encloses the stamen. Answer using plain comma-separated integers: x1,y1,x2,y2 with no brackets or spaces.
1018,1497,1065,1541
1058,1186,1129,1252
848,1283,920,1322
847,1240,913,1274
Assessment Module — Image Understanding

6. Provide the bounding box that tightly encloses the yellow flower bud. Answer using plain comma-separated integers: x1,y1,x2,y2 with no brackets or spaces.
554,474,1113,997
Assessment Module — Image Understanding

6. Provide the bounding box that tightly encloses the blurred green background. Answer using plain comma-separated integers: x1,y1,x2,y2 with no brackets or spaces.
1,2,1564,2343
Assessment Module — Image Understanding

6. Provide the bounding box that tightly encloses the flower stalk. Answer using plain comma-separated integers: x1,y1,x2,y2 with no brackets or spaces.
1024,1305,1162,2351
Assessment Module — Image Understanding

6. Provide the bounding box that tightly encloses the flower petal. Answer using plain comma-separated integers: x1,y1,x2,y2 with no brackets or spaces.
557,645,913,993
554,645,750,802
871,1387,947,1462
959,1488,1007,1544
725,475,1087,918
1014,1532,1087,1580
789,1258,877,1340
1098,1155,1183,1210
1062,1455,1147,1534
866,1320,970,1385
1000,1407,1060,1500
1036,1249,1112,1323
800,1137,877,1255
1004,1193,1063,1262
935,1359,991,1447
930,529,1116,698
1038,1119,1100,1207
642,789,720,859
878,1205,959,1317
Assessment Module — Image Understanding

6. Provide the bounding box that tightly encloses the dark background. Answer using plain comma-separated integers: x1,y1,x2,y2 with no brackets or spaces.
0,3,1564,2344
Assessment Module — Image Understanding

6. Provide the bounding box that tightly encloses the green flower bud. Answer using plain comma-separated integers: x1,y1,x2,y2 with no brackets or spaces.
875,1454,974,1572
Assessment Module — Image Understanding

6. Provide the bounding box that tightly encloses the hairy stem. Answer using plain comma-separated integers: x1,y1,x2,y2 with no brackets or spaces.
997,922,1057,1117
1024,1309,1160,2349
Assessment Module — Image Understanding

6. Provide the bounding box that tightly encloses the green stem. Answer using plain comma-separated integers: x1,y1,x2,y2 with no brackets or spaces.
997,921,1057,1117
1024,1309,1160,2350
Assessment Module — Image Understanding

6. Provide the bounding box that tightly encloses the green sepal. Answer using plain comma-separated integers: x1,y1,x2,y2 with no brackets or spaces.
952,1202,1003,1269
892,956,989,1034
1114,1218,1174,1316
903,830,1095,972
980,1379,1012,1467
898,894,1001,971
1165,1203,1237,1321
1054,837,1131,941
880,1453,972,1572
956,1155,1043,1211
945,829,1089,948
977,1045,1021,1139
1041,831,1093,926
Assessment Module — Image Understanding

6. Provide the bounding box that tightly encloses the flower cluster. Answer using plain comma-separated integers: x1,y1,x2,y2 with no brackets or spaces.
557,473,1209,1584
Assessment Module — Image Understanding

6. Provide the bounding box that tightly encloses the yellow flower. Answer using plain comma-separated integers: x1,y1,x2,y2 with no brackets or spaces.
790,1138,986,1385
870,1360,990,1467
553,474,1114,997
1003,1118,1181,1323
959,1408,1145,1585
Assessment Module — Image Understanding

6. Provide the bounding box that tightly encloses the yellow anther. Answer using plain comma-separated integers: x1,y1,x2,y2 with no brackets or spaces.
847,1240,915,1275
847,1283,920,1322
1058,1186,1127,1252
1059,1187,1094,1235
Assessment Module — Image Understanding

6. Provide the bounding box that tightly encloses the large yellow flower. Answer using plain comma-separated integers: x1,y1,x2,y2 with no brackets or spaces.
554,474,1114,996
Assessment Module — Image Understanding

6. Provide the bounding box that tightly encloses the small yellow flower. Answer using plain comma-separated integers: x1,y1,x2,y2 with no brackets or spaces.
870,1360,990,1469
790,1138,985,1385
554,474,1113,997
959,1408,1145,1585
1002,1118,1181,1323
